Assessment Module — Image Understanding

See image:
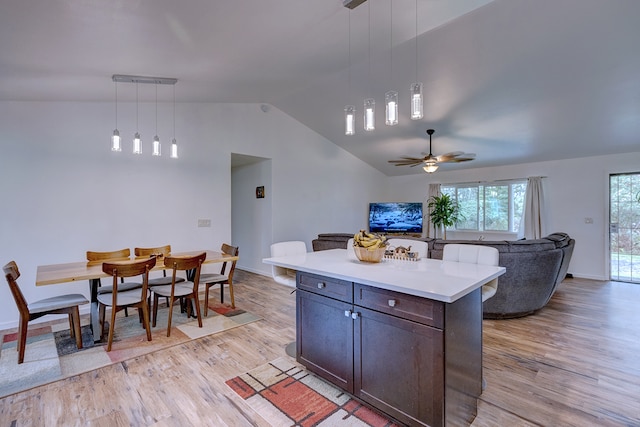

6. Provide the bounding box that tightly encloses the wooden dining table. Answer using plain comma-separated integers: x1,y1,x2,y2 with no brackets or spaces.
36,250,239,342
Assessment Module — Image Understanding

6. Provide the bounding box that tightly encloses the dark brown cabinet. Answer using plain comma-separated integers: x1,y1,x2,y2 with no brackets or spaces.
296,271,482,427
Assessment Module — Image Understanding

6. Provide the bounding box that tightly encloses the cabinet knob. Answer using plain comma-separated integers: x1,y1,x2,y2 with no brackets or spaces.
351,312,359,319
344,310,351,317
317,282,326,289
388,299,397,307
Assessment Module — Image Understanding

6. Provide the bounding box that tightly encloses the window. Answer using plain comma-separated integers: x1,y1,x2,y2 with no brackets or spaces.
441,180,527,233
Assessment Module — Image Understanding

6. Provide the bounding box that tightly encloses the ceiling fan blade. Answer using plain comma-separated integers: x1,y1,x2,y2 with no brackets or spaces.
389,160,424,166
438,153,476,163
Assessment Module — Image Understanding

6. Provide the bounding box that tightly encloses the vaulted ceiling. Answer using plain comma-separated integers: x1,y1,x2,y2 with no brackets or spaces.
1,0,639,176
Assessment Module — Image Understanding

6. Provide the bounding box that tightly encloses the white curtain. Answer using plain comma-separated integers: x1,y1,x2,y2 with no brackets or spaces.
521,176,546,239
426,183,441,238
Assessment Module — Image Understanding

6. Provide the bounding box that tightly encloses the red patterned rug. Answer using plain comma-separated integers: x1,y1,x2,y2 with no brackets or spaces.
226,357,403,427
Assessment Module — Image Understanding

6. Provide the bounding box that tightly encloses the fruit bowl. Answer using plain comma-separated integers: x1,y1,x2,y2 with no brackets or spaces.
353,246,385,263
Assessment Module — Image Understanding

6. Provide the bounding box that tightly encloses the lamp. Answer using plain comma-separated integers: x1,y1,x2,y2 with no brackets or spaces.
385,0,398,126
423,160,438,173
171,84,178,158
111,75,178,156
133,82,142,154
111,81,121,151
364,1,375,131
344,9,355,136
152,83,161,156
410,0,423,120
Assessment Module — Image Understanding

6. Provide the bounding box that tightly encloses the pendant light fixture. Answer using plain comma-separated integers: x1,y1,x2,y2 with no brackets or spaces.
171,84,178,158
133,82,142,154
363,0,375,131
111,81,121,151
385,0,398,126
410,0,423,120
111,75,178,157
152,83,161,156
344,9,355,136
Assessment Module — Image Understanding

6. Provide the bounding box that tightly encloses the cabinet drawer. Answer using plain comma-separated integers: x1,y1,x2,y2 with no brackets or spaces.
354,284,444,329
297,272,353,303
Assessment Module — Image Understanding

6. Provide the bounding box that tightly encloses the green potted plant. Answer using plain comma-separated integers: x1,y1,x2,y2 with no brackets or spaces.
427,194,462,239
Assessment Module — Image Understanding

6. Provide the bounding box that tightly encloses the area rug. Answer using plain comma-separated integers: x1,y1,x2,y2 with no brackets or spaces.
226,357,403,427
0,301,261,398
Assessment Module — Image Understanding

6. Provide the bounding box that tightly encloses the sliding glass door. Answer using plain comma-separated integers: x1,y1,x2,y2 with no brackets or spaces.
610,173,640,283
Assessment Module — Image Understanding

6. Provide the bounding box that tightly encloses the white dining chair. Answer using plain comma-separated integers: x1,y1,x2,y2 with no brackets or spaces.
270,241,307,287
442,244,499,302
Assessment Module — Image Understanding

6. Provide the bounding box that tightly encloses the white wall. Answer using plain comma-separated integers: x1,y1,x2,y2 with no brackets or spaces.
0,100,387,328
384,152,640,281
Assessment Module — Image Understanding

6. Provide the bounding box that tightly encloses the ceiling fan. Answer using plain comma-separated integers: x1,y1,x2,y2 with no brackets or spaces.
388,129,476,173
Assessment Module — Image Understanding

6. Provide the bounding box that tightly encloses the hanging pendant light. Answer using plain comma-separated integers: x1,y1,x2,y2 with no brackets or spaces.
171,85,178,158
133,82,142,154
385,0,398,126
344,9,355,136
364,1,375,131
410,0,423,120
111,80,121,151
152,83,161,156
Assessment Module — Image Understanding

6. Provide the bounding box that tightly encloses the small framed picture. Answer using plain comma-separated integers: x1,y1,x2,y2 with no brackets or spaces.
256,186,265,199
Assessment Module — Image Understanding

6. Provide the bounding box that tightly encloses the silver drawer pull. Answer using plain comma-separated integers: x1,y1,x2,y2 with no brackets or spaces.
317,282,326,289
351,312,359,319
388,299,397,307
345,310,351,317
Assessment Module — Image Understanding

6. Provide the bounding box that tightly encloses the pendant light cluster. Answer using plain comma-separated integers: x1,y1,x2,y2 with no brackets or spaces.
343,0,423,135
111,74,179,158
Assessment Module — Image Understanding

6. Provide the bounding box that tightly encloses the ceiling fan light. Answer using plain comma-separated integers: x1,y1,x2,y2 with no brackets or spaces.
410,83,423,120
364,98,375,131
345,105,355,135
423,160,438,173
385,91,398,126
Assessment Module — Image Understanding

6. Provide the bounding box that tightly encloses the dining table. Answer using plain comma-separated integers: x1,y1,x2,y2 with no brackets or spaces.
36,250,239,342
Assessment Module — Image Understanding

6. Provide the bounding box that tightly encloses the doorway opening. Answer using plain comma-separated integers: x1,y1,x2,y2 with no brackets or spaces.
610,172,640,283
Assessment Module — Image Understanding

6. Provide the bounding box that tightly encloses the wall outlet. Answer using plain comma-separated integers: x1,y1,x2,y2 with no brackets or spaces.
198,219,211,227
584,217,593,224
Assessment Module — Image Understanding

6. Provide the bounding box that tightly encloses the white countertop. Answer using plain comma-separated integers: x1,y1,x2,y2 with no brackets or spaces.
263,248,506,303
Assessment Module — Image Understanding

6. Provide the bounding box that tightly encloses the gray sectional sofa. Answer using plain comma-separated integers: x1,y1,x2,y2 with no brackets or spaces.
312,232,575,319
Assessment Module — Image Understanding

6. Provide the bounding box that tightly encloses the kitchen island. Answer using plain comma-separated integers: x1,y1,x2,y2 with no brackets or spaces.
263,248,505,427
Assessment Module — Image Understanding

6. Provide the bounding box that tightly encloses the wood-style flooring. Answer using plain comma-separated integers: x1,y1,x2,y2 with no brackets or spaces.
0,272,638,426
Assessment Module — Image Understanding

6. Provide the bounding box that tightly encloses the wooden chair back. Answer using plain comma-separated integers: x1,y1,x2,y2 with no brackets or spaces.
3,261,29,318
220,243,239,280
164,252,207,286
134,245,172,258
101,257,156,294
87,248,131,264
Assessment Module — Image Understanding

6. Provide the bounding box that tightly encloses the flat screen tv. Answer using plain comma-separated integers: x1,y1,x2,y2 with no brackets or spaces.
368,202,423,234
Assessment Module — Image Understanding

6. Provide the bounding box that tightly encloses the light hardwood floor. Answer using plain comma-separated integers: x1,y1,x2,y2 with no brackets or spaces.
0,271,638,426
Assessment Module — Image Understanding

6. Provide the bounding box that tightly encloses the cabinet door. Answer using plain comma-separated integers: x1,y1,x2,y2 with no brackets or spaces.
354,307,444,427
297,289,354,391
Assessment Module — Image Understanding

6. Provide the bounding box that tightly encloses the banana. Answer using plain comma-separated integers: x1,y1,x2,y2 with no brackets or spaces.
353,230,388,251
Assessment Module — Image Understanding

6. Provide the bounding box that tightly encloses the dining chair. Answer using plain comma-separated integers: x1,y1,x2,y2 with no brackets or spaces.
442,244,500,302
133,245,186,286
3,260,89,364
200,243,239,314
269,241,307,287
87,248,141,317
134,245,186,313
152,252,207,337
98,257,156,352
